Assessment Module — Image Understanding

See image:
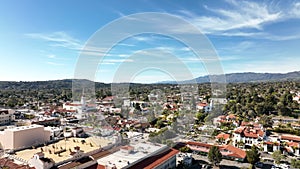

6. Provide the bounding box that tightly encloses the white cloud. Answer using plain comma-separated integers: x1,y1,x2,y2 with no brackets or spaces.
46,61,64,66
26,31,82,50
290,2,300,18
173,0,300,41
47,54,56,59
177,0,281,36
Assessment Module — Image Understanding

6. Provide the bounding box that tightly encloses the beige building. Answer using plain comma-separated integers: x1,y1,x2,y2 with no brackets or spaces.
0,109,15,125
0,124,51,150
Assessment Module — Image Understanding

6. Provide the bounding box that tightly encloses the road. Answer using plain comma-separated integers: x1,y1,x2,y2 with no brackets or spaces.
192,154,251,169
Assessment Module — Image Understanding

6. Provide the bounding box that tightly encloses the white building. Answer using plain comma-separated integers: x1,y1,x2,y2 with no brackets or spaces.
0,124,51,150
28,152,54,169
97,141,178,169
0,109,15,125
233,126,265,148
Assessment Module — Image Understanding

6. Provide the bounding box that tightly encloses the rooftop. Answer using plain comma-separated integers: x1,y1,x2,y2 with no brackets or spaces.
14,137,111,163
128,148,179,169
97,141,167,169
281,134,300,142
3,124,44,132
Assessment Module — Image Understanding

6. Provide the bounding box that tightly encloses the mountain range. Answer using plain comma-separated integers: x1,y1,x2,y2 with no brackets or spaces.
158,71,300,84
0,71,300,90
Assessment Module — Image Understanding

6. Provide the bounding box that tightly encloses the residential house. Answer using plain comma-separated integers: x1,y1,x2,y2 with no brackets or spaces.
233,126,265,148
28,152,55,169
186,141,246,162
216,133,231,144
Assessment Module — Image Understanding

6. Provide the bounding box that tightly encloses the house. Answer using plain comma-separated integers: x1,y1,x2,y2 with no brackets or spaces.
280,134,300,143
214,114,238,127
186,141,246,162
196,103,208,111
28,152,54,169
0,109,15,125
226,114,236,122
263,141,280,152
286,141,300,156
263,138,300,156
216,133,231,144
233,126,265,148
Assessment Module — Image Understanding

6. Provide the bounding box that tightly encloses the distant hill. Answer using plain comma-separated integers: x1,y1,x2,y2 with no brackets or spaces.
0,79,110,90
0,71,300,90
159,71,300,84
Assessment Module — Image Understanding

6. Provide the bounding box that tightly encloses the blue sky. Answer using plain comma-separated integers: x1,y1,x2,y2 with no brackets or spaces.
1,0,300,83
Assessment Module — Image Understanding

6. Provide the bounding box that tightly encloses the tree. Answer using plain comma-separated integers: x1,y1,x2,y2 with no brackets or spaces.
259,114,273,128
291,159,300,169
246,145,260,167
179,146,191,153
208,145,222,166
272,150,283,164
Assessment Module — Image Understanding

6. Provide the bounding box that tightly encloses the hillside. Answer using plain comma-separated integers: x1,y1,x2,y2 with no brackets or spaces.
160,71,300,84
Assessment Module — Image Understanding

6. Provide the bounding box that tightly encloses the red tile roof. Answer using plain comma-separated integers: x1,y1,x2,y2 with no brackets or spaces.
264,141,274,145
227,114,236,119
65,102,82,106
121,145,134,151
235,127,264,138
197,103,208,107
281,135,300,142
186,142,246,160
0,158,34,169
216,133,230,140
128,148,179,169
97,165,106,169
287,141,300,148
219,115,226,120
186,141,212,148
223,145,246,159
234,127,245,134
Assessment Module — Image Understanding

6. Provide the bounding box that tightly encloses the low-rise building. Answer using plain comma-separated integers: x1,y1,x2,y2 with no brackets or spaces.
233,126,265,148
0,109,15,125
0,124,51,150
28,152,55,169
186,141,246,162
216,133,231,144
97,141,178,169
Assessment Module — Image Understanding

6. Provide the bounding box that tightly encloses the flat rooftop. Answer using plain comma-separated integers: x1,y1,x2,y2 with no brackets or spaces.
97,140,167,169
14,137,112,163
3,124,44,132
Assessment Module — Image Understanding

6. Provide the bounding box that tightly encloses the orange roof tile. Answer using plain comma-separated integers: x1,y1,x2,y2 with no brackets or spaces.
227,114,236,119
216,133,230,140
287,142,300,148
223,145,246,159
281,135,300,142
128,148,179,169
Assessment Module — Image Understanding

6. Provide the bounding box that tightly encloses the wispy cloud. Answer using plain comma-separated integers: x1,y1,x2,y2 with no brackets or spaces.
47,54,56,59
219,41,255,53
102,58,134,64
177,0,281,36
26,31,82,50
174,0,300,40
46,61,64,66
